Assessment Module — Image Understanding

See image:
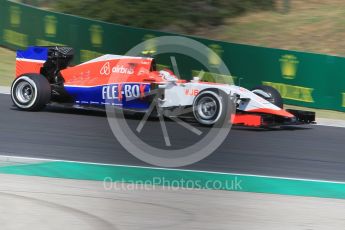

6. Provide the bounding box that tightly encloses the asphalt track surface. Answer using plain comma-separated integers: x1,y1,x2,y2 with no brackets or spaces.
1,94,345,181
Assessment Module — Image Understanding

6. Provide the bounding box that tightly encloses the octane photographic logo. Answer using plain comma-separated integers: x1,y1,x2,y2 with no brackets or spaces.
106,36,234,167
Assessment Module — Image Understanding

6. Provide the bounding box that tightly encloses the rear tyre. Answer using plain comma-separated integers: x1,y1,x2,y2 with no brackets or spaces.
11,74,51,111
192,89,231,127
251,85,283,108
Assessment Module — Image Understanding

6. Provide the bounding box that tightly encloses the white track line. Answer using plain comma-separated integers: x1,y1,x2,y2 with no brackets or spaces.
0,154,345,185
0,86,10,94
316,118,345,128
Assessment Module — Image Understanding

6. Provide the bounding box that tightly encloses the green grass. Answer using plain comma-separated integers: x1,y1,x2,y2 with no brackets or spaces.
0,47,15,86
200,0,345,56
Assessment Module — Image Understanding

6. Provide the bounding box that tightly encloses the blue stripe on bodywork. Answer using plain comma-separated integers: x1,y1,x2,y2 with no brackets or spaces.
64,83,151,110
16,46,48,61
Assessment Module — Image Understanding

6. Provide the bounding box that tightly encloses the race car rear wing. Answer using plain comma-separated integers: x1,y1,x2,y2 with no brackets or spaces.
16,46,74,80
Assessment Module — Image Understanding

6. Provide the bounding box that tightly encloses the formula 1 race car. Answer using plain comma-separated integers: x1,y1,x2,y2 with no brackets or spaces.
11,46,315,127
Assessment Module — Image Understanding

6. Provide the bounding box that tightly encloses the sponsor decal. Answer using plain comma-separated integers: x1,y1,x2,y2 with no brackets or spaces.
280,54,299,79
208,44,223,67
102,84,141,100
100,62,134,76
44,15,57,37
3,29,28,48
102,85,118,100
184,89,199,96
100,62,111,75
118,84,123,101
139,84,146,98
263,81,314,103
89,25,103,47
112,65,134,75
141,60,151,65
10,6,21,27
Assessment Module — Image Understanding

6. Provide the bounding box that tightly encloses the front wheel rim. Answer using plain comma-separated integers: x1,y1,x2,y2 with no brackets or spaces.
197,96,218,120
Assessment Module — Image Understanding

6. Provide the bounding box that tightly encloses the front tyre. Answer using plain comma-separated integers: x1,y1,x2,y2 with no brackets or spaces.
193,90,230,127
251,85,283,108
11,74,51,111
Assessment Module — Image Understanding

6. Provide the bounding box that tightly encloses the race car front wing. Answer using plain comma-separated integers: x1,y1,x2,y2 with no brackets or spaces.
233,109,316,127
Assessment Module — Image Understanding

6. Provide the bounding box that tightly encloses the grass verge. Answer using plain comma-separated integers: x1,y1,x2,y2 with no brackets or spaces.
0,47,15,86
203,0,345,57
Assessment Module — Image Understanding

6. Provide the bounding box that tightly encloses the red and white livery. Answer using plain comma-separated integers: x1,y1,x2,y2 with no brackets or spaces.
11,46,315,127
